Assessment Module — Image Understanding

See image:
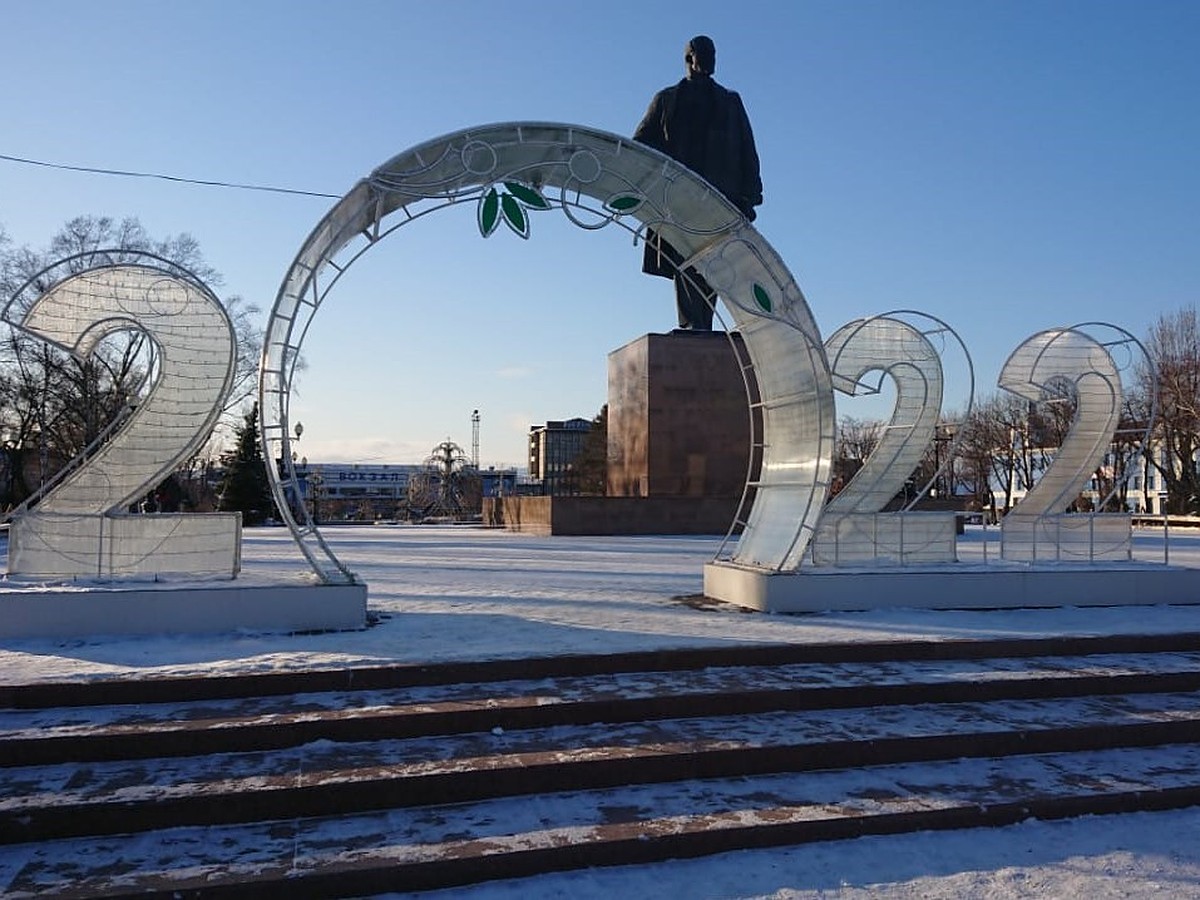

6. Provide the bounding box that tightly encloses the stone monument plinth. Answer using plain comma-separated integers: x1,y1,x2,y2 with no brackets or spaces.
494,331,757,536
608,331,755,501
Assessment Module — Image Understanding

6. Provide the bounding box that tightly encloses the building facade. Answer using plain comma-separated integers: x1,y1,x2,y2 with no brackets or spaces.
528,418,591,496
292,462,422,522
286,462,520,522
987,443,1190,518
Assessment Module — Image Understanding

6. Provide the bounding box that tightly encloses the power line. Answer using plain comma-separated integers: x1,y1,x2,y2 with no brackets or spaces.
0,152,341,199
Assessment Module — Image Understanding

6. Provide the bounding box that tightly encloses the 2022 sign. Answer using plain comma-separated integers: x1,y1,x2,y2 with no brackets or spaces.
2,123,1150,583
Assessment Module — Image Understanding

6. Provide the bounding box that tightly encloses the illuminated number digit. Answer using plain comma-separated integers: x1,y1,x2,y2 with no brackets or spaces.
4,258,241,578
998,326,1134,561
811,313,967,565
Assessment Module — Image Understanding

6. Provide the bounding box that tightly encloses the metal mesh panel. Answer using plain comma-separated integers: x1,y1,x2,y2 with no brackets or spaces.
810,512,958,566
4,259,240,580
9,512,242,580
999,326,1136,562
811,314,964,566
1000,513,1132,563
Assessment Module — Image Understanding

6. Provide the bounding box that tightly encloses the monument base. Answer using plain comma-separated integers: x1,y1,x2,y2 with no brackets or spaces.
704,560,1200,613
607,331,755,499
489,495,740,536
0,581,368,640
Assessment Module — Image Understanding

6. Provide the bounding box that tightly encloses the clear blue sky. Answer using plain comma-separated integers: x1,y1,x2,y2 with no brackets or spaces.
2,1,1197,468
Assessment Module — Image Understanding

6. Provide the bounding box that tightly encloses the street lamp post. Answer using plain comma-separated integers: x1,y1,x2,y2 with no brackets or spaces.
0,432,19,511
932,422,957,500
290,422,306,520
933,431,942,499
310,471,322,524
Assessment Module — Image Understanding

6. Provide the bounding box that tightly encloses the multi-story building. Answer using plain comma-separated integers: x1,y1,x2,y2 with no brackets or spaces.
1085,446,1173,515
528,418,591,496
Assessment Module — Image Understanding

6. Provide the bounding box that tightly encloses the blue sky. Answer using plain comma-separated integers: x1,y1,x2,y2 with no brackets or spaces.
2,1,1197,468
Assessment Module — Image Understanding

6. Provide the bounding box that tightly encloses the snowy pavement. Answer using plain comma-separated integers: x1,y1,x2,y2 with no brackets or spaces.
2,524,1200,685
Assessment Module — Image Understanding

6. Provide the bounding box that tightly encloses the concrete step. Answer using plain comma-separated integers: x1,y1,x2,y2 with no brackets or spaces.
5,742,1200,898
4,688,1200,844
6,650,1200,765
6,631,1200,709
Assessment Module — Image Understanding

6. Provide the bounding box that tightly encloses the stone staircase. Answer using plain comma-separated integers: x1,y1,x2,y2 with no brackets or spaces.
4,633,1200,898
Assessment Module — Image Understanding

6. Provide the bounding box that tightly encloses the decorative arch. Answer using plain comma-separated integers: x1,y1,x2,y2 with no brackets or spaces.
260,122,834,584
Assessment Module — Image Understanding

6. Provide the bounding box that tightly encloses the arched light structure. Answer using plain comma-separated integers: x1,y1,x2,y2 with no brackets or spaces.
259,122,835,584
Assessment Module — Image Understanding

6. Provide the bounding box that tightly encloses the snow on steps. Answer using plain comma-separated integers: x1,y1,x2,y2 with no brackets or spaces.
3,633,1200,897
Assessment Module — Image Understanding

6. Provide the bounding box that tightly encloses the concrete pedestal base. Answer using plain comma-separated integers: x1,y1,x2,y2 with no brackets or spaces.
0,580,368,640
607,332,754,499
490,495,739,536
704,561,1200,613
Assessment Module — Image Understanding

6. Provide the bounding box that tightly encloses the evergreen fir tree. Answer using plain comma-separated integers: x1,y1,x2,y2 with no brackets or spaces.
217,403,275,525
571,404,608,495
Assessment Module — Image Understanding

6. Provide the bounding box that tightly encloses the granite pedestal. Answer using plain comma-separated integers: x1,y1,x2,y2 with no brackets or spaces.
498,331,757,535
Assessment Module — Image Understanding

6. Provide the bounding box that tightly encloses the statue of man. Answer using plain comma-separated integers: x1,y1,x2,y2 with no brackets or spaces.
634,35,763,331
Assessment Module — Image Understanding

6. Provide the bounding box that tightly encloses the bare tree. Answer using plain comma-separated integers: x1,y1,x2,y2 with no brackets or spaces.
832,416,882,496
953,404,1000,516
1142,306,1200,514
0,216,263,506
955,392,1044,518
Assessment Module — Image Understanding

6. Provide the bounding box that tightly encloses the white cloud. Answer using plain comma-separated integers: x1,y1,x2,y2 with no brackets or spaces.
495,366,534,379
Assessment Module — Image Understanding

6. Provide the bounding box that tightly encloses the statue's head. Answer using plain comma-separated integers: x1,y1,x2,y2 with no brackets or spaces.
685,35,716,77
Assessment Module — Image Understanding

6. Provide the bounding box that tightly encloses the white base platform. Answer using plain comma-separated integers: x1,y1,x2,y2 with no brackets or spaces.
0,580,368,640
704,561,1200,613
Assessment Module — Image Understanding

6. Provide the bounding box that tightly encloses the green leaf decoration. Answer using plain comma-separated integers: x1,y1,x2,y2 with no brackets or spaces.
479,188,500,237
504,181,551,210
605,194,644,214
752,283,773,313
501,193,529,237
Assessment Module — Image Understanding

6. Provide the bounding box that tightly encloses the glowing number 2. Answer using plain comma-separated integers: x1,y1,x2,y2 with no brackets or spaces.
6,263,241,578
998,327,1128,561
810,313,959,565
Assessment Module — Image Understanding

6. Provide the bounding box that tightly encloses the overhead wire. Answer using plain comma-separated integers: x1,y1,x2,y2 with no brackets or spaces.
0,152,341,199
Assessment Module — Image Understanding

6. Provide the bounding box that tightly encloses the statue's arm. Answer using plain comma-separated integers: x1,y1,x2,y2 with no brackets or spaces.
733,93,763,212
633,92,668,152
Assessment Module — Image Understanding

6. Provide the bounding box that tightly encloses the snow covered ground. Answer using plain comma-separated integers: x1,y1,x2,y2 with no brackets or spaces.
3,523,1200,898
2,524,1199,685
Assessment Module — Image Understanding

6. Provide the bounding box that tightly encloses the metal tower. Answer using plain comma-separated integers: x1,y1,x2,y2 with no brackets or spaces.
471,409,480,469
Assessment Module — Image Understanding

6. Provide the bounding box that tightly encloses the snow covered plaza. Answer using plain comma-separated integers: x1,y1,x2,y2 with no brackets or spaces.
3,523,1200,898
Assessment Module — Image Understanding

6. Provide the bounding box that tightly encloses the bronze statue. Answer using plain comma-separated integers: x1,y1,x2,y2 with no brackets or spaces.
634,36,763,331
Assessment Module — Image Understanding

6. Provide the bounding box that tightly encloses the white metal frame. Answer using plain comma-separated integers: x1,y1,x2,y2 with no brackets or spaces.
259,122,836,583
